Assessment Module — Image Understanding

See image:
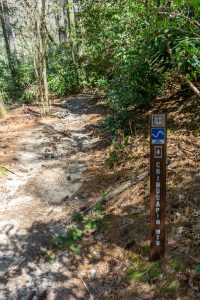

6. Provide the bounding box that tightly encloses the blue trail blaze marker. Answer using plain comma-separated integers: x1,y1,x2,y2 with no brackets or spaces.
152,128,165,144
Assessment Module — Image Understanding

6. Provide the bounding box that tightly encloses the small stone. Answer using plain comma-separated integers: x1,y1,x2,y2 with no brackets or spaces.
189,278,193,288
178,195,184,201
19,167,29,173
90,269,97,279
1,143,8,149
13,155,19,161
61,251,69,257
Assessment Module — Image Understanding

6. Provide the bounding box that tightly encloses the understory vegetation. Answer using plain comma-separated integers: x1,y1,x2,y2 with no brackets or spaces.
0,0,199,122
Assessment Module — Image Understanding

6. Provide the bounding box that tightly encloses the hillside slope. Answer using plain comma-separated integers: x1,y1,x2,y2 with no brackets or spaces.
0,91,199,299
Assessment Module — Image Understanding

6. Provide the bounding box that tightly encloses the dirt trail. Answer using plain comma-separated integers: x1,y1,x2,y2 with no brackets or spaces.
0,95,107,299
1,95,200,300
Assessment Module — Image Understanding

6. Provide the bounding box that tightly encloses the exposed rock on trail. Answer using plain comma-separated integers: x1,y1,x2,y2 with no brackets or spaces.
0,95,106,299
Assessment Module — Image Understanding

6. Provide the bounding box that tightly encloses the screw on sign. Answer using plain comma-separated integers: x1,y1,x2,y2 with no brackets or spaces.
150,114,167,260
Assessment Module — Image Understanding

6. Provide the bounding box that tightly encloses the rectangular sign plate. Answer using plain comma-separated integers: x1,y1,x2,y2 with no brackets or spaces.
152,128,165,144
154,146,162,158
152,115,165,127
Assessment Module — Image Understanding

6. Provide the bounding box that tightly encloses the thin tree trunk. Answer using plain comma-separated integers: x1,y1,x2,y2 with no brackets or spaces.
56,0,67,44
26,2,41,105
0,0,17,79
41,0,50,113
37,0,50,115
36,12,44,112
66,0,79,86
0,0,17,54
0,98,7,118
45,24,57,45
72,0,80,62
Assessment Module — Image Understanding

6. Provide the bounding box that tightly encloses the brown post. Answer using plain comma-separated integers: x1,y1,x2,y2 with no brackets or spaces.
150,114,167,260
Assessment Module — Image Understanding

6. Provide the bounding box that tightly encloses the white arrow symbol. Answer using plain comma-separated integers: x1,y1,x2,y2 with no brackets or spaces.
156,148,161,156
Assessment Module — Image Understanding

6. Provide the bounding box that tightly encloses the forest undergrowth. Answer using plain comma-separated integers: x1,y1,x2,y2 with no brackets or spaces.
0,83,200,300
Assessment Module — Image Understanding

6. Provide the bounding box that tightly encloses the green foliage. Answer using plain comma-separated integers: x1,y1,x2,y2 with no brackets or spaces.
67,244,81,254
1,0,199,121
106,151,120,168
49,225,83,254
0,166,8,176
48,63,78,96
68,225,83,241
174,37,200,80
106,134,131,167
103,110,130,135
72,211,84,222
170,259,186,273
48,203,106,256
93,202,103,214
22,86,37,104
195,265,200,274
83,219,98,231
148,262,161,280
0,61,11,101
80,0,200,132
125,269,146,284
126,254,161,284
42,251,57,261
47,47,79,96
0,59,36,104
100,191,109,201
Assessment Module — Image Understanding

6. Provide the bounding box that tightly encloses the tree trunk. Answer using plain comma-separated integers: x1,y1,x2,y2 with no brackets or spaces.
0,0,17,79
56,0,67,44
0,98,7,118
66,0,79,86
37,0,50,115
41,0,50,114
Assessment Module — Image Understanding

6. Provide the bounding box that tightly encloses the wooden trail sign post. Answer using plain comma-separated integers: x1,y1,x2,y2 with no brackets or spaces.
150,114,167,260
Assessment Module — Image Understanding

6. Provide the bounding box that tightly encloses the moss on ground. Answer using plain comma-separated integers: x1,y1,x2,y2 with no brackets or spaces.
125,253,161,284
0,166,8,176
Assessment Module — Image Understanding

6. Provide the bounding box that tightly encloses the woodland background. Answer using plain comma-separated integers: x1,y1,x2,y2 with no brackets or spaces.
0,0,199,125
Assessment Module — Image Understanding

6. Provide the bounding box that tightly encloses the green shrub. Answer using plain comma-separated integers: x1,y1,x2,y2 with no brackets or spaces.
170,259,186,273
47,47,79,96
194,264,200,275
48,225,83,254
72,211,84,222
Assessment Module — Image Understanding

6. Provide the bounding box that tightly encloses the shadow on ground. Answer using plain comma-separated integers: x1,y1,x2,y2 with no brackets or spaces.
1,158,199,299
55,94,107,117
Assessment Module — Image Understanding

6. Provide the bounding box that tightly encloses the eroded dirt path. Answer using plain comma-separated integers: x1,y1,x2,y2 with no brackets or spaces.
0,95,108,299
